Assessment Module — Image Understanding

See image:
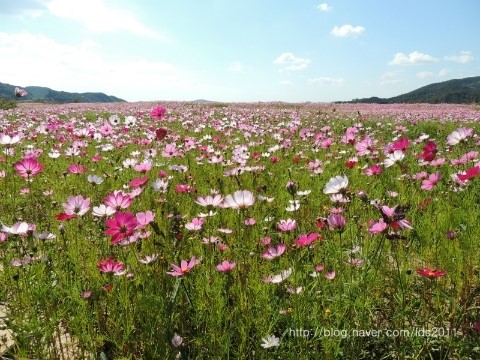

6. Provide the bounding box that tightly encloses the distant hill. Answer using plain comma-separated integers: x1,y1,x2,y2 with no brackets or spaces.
345,76,480,104
0,82,126,103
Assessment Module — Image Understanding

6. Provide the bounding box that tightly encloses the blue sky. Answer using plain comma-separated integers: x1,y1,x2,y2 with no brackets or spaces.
0,0,479,102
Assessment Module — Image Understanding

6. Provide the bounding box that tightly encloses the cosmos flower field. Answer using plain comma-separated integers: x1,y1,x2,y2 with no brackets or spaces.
1,101,480,359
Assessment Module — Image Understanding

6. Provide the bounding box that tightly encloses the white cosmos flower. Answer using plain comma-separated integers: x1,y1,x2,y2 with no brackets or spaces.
92,204,116,217
0,134,22,145
261,334,280,349
285,200,301,212
323,175,349,194
87,174,104,185
2,222,30,235
263,268,292,283
384,150,405,168
223,190,255,209
446,127,471,146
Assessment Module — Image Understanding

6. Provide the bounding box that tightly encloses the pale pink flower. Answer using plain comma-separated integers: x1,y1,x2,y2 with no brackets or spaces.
325,271,336,280
421,172,441,190
2,222,31,235
136,211,155,228
195,194,224,207
63,195,90,216
92,204,116,217
447,127,472,146
277,219,296,232
139,253,159,264
262,244,286,260
185,218,205,231
104,190,132,210
223,190,255,209
262,268,292,283
326,214,346,231
244,218,256,226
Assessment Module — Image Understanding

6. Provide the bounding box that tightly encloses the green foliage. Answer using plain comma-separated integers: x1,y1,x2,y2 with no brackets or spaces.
346,76,480,104
0,97,17,109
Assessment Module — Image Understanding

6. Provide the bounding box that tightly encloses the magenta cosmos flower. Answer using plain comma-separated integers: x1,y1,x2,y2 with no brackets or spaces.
223,190,255,209
167,256,198,276
151,105,166,120
14,158,43,179
97,257,125,274
416,268,447,279
105,211,138,244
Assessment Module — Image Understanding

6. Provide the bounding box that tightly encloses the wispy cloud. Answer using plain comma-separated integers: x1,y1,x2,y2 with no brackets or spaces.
416,71,434,79
42,0,167,40
279,80,292,86
0,32,196,100
308,77,344,86
444,51,474,63
438,68,449,77
228,61,243,73
389,51,438,65
316,3,333,12
331,24,365,37
273,52,311,71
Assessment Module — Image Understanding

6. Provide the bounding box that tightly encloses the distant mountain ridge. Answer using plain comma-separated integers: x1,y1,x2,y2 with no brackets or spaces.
0,82,126,103
345,76,480,104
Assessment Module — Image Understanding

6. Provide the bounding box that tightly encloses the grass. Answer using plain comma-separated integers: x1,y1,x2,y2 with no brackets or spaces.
1,102,480,359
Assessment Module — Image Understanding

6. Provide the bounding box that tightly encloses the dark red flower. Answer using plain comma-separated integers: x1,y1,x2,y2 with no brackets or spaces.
416,268,447,278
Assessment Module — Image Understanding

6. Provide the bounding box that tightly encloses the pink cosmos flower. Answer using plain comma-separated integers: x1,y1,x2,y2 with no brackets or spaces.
277,218,296,232
295,233,321,247
2,222,31,235
136,211,155,228
133,161,153,173
105,211,138,244
421,172,441,190
104,190,132,210
185,218,205,231
15,87,28,97
262,244,286,260
129,176,148,188
68,164,87,174
97,257,125,274
62,195,91,216
365,164,382,176
325,271,336,280
216,260,237,272
369,218,387,235
167,256,198,276
151,105,166,120
326,214,346,231
14,157,43,179
447,127,472,146
244,218,256,226
223,190,255,209
195,194,224,207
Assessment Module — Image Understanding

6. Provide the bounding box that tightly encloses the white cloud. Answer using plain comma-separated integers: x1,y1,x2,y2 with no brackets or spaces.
0,32,198,101
273,52,311,71
438,68,449,77
331,24,365,37
389,51,438,65
416,71,434,79
444,51,474,63
279,80,292,86
308,77,344,86
42,0,167,40
228,61,243,73
316,3,333,12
